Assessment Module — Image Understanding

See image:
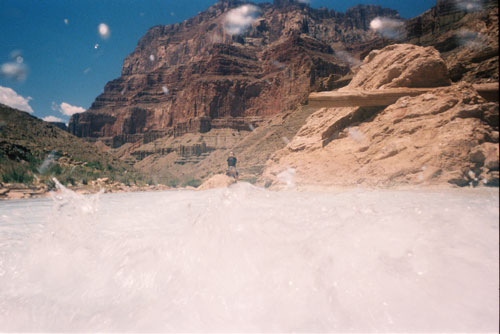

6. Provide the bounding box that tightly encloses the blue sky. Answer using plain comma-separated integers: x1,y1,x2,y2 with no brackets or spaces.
0,0,435,123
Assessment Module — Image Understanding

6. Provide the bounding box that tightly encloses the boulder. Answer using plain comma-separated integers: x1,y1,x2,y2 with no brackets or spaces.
345,44,451,90
198,174,236,190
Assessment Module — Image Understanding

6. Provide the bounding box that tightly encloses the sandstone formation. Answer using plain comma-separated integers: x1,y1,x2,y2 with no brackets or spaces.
308,83,498,109
263,44,499,188
345,44,451,89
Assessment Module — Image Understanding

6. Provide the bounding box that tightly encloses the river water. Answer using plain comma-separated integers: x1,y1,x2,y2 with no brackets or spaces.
0,183,498,332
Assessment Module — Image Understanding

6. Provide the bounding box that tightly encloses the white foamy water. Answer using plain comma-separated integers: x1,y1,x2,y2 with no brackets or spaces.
0,183,498,332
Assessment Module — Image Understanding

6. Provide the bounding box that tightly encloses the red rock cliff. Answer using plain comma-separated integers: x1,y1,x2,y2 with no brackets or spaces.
69,0,398,146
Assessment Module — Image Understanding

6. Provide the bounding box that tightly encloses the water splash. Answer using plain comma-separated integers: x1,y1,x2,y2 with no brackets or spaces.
455,0,483,12
335,50,361,66
370,17,405,39
0,185,498,332
50,178,102,215
38,150,58,174
224,5,260,36
98,23,110,39
277,167,296,188
347,127,365,143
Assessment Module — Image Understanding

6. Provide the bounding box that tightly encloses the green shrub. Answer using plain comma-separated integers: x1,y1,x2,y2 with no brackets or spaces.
44,178,56,190
241,176,257,184
47,163,63,175
1,165,33,184
86,161,104,170
167,178,179,188
182,178,202,188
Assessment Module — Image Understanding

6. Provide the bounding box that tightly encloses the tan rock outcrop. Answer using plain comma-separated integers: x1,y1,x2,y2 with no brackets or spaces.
265,84,498,188
307,83,498,109
198,174,236,190
345,44,451,89
263,44,499,188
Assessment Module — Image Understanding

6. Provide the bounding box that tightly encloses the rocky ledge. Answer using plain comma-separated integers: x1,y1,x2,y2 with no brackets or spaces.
0,179,172,200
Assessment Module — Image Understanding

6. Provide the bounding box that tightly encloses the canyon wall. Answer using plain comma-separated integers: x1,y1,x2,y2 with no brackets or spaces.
69,0,398,145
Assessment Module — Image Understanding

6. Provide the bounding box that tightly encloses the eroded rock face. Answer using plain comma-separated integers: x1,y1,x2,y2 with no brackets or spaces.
263,44,499,188
69,0,399,145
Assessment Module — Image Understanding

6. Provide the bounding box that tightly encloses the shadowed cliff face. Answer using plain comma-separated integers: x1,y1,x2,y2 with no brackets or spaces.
69,0,398,145
406,0,499,83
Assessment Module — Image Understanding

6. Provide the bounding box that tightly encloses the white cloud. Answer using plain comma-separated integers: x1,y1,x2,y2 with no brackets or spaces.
98,23,110,39
370,17,405,39
42,115,64,123
60,102,86,116
297,0,311,3
52,101,86,116
1,62,28,82
0,86,34,113
224,5,260,35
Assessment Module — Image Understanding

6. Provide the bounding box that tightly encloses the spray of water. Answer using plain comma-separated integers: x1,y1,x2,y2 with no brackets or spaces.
38,150,58,174
0,182,498,332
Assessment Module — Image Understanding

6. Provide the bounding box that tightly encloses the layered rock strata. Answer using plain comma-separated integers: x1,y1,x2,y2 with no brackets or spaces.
69,0,399,145
406,0,499,83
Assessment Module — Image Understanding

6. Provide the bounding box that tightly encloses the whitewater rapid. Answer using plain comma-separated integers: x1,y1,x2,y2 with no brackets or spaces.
0,183,498,332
